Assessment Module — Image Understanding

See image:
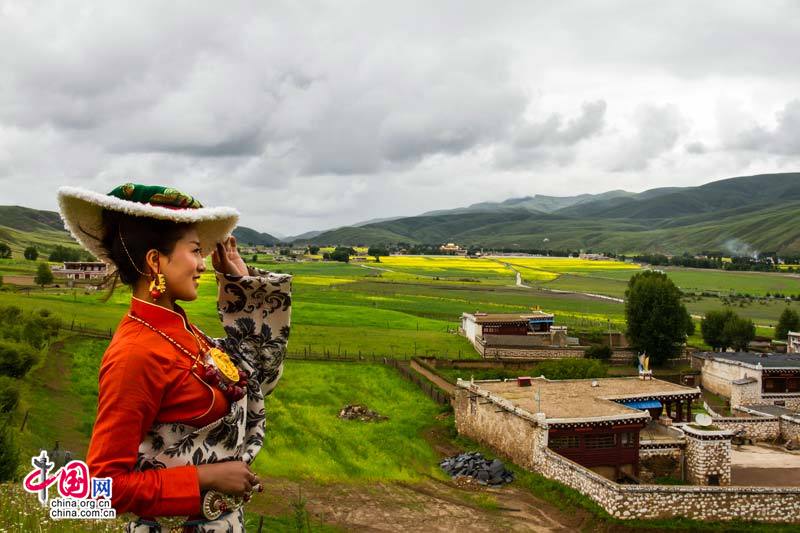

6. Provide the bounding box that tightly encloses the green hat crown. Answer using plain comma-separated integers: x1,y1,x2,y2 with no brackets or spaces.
107,183,203,209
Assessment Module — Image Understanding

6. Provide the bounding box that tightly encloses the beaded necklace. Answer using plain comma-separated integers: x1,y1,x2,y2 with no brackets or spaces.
127,313,249,402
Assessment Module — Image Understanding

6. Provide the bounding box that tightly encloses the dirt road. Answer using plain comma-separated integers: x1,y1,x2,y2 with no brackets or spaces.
256,476,590,532
410,359,455,395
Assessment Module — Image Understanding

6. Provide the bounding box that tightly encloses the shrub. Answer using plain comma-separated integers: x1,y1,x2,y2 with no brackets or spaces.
34,262,54,288
0,306,22,324
584,344,613,360
0,341,39,378
0,243,10,259
536,359,608,380
0,425,20,481
23,246,38,260
0,377,20,413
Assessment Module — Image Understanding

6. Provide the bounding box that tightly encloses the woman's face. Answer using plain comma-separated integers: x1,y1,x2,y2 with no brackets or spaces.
159,228,206,302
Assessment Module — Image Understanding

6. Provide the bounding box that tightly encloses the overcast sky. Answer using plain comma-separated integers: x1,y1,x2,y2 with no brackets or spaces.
1,1,799,236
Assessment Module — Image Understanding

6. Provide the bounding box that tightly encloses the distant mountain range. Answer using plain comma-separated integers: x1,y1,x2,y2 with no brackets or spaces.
292,172,800,254
2,172,799,256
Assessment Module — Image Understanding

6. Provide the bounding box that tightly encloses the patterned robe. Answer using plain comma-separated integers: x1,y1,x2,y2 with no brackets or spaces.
127,267,291,532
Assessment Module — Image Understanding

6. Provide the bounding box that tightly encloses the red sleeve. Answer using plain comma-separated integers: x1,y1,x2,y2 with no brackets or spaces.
86,340,201,517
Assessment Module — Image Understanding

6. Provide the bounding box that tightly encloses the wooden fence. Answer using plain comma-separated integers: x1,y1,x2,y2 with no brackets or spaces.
384,359,451,406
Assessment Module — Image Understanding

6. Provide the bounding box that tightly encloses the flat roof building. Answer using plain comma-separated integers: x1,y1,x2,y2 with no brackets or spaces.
456,376,700,481
692,351,800,410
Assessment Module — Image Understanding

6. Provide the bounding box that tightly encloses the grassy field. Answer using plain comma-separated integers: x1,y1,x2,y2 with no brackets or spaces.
2,255,798,360
256,360,448,482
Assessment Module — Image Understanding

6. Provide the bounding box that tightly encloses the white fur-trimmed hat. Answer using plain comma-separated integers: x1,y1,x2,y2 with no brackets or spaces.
57,183,239,263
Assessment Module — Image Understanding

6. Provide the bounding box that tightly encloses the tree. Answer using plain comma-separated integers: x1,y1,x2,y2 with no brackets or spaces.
368,246,389,259
34,262,54,288
701,309,736,351
723,314,755,351
48,245,81,262
329,249,350,263
775,307,800,340
625,271,693,365
0,243,10,259
308,246,320,255
23,246,38,261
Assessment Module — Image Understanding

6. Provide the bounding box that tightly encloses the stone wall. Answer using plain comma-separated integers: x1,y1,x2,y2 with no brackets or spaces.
454,381,800,523
730,379,761,408
638,446,682,482
684,427,732,486
781,414,800,442
477,344,587,359
711,416,780,441
452,387,547,470
541,448,800,522
696,357,753,397
478,344,635,362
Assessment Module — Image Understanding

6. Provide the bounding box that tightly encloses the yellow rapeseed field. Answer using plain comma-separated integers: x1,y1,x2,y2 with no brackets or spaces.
501,257,640,273
380,255,511,275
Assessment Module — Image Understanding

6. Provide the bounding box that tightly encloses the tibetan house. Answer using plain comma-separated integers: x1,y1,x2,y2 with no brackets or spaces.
460,311,573,355
692,351,800,409
457,377,700,481
51,261,108,280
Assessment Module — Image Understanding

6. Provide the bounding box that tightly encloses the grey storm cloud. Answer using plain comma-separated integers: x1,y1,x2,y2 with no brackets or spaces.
611,104,686,172
0,1,799,234
685,141,708,155
725,100,800,155
494,100,607,169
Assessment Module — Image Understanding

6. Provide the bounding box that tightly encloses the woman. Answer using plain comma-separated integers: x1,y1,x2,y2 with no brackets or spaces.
57,183,292,532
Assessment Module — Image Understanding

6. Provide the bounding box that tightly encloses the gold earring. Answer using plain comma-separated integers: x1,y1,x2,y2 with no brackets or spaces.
149,273,167,300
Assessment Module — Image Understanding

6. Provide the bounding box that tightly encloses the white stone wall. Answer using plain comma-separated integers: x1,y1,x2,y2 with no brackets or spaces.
781,415,800,442
735,394,800,410
730,380,761,408
638,447,682,482
700,358,757,398
540,448,800,522
711,417,780,441
685,433,731,486
461,315,479,344
454,383,800,523
453,387,547,470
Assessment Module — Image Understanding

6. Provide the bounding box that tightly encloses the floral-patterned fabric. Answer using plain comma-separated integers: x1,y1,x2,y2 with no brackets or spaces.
126,266,291,532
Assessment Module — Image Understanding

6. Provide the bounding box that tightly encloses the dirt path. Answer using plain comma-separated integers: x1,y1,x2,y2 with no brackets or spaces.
26,337,89,457
254,476,588,532
410,359,455,395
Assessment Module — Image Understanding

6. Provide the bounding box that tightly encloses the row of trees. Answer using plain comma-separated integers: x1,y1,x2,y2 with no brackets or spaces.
700,310,755,351
624,270,799,359
0,243,91,262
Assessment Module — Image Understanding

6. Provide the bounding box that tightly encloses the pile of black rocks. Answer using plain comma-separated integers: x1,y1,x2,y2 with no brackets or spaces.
338,404,388,422
439,451,514,486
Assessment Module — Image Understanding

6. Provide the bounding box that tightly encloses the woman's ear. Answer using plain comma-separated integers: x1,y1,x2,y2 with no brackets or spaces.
144,249,160,277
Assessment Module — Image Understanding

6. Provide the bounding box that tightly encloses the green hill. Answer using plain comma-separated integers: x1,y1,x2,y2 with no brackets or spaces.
0,206,283,258
232,226,280,246
301,173,800,254
0,206,82,258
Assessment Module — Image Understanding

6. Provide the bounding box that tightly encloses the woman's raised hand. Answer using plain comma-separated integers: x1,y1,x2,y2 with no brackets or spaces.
211,236,248,277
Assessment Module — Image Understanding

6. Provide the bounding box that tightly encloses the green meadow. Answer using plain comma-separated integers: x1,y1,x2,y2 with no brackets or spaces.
3,256,799,358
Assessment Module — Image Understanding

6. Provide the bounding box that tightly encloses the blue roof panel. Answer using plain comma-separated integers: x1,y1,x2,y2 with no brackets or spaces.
618,400,662,410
